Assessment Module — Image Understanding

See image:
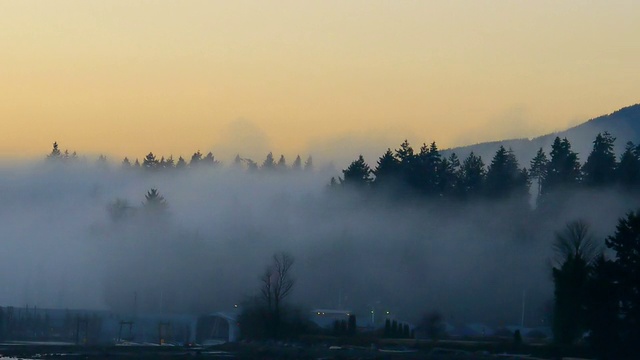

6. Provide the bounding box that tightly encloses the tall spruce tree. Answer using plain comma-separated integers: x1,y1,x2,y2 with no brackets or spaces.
458,152,486,198
605,210,640,355
530,148,549,197
543,137,581,194
292,155,302,170
143,152,159,170
582,132,617,187
485,146,528,199
262,152,276,170
616,142,640,189
340,155,372,188
373,148,401,187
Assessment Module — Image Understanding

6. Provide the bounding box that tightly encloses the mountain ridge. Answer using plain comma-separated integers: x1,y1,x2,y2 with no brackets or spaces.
445,103,640,164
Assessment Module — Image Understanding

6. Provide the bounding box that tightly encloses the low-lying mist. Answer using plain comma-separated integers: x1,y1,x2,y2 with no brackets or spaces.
1,162,637,326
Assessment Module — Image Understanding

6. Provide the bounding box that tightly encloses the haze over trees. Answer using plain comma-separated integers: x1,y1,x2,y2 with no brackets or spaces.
5,113,640,356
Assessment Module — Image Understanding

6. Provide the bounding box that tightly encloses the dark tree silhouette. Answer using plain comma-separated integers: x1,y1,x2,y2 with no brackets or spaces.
203,152,219,167
121,157,131,169
340,155,372,187
616,142,640,189
143,152,159,170
190,150,203,167
530,147,549,198
584,254,620,359
605,210,640,355
373,148,401,187
260,252,295,338
458,152,486,199
552,220,598,345
485,146,529,199
262,152,276,170
142,188,168,214
175,156,187,169
304,156,313,171
292,155,302,170
583,132,617,187
47,142,62,160
438,153,460,197
543,137,581,194
276,155,287,171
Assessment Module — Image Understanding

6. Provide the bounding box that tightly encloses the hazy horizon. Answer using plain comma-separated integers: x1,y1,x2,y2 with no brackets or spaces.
2,1,639,164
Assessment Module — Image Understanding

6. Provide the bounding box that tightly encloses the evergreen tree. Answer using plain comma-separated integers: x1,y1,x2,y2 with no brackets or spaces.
122,157,131,169
262,152,276,170
605,210,640,355
190,150,203,167
458,152,486,198
485,146,529,199
340,155,372,188
292,155,302,170
143,188,168,214
232,154,243,168
582,132,617,187
585,254,620,358
143,152,159,170
529,148,549,197
175,156,187,169
134,159,141,168
163,155,175,169
373,148,401,187
543,137,581,194
438,153,460,197
616,142,640,189
47,142,62,160
395,139,414,165
416,142,443,195
203,152,219,167
276,155,287,171
304,156,313,171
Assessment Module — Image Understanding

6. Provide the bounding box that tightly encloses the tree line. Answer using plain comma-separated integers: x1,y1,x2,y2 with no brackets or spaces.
334,132,640,202
46,142,314,172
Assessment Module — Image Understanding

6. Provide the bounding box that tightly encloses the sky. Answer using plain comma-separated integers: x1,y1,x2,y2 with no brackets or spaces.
1,1,639,164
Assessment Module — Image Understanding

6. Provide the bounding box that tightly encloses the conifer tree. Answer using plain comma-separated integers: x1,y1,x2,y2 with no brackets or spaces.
262,152,276,170
143,152,159,170
340,155,372,187
190,150,203,167
617,142,640,189
292,155,302,170
530,148,549,198
47,142,62,160
175,156,187,169
203,152,219,167
458,152,486,198
276,155,287,171
304,156,313,171
485,146,528,199
122,157,131,169
543,137,581,194
605,210,640,355
583,132,617,187
439,153,461,197
373,148,401,187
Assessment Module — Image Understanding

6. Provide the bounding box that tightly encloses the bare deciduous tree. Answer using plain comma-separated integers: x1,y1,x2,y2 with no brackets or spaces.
260,252,295,337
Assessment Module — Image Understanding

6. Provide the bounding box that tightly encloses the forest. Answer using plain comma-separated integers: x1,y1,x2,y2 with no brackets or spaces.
2,131,639,358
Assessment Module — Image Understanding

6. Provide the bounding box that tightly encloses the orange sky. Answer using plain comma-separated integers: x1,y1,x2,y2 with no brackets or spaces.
1,1,639,164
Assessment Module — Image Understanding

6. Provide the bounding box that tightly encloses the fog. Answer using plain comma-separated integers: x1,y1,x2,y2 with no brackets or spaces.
1,160,637,326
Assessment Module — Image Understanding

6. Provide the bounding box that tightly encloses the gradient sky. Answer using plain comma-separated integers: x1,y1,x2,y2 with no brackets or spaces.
1,1,639,164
